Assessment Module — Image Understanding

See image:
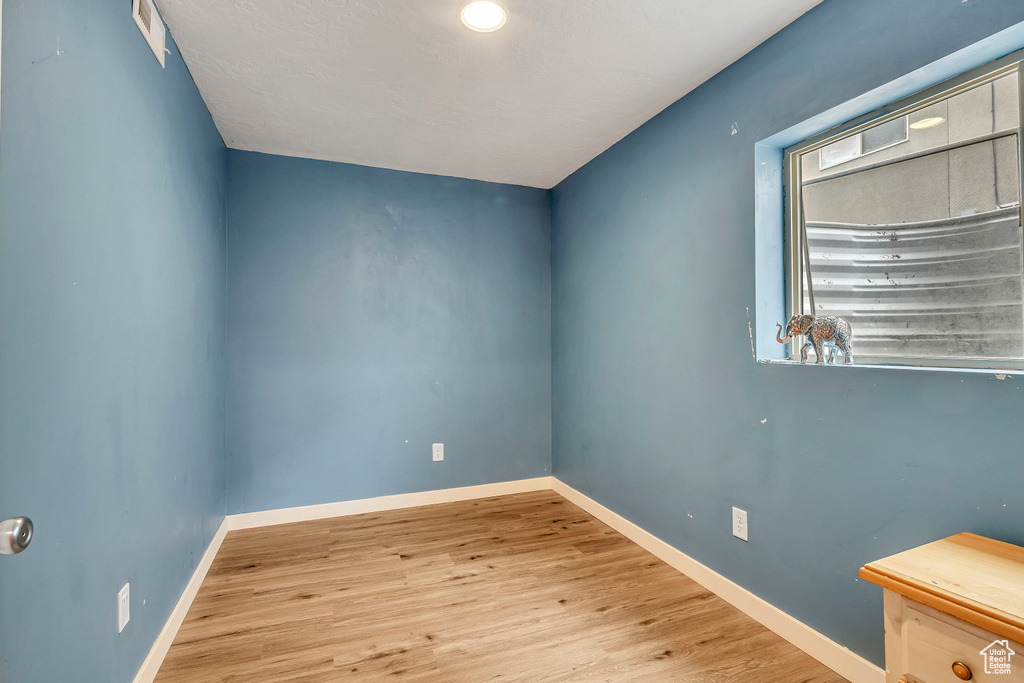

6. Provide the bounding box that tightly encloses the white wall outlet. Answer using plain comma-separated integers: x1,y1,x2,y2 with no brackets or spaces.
432,443,444,462
117,583,130,633
732,507,748,542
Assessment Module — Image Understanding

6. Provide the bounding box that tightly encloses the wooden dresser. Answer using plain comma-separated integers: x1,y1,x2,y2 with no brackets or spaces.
861,533,1024,683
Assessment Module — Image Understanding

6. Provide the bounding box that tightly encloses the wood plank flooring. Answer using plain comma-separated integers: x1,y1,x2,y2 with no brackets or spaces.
154,491,847,682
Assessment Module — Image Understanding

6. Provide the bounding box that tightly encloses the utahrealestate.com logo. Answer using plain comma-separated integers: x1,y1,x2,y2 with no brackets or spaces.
981,639,1016,675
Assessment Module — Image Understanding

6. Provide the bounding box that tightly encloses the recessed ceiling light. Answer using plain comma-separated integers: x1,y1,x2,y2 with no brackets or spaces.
909,116,945,130
461,1,507,32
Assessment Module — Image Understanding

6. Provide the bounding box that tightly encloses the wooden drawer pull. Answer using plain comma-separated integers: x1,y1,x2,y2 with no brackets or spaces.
952,661,973,680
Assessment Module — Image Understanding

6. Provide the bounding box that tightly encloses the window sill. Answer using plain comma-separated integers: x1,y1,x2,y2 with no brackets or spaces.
756,358,1024,378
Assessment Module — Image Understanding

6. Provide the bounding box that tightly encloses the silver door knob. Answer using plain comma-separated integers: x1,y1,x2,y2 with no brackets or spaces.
0,517,33,554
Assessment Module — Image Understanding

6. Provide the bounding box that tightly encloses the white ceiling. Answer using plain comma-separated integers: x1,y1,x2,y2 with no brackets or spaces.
157,0,823,189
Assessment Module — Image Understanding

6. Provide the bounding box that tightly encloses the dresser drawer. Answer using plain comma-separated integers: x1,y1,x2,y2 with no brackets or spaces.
902,606,1024,683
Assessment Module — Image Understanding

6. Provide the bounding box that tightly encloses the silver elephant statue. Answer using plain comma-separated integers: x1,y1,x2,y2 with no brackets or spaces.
776,314,853,364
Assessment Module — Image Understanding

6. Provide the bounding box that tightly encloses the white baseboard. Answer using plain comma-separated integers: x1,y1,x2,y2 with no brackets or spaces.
227,477,555,530
550,478,884,683
134,476,882,683
133,517,229,683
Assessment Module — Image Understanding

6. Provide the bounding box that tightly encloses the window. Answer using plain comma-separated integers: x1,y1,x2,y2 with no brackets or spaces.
819,116,908,169
785,53,1024,368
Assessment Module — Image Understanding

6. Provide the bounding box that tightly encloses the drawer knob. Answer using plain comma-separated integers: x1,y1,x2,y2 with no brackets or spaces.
952,661,973,680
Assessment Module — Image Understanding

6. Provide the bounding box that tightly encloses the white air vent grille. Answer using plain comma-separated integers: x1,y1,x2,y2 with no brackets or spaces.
133,0,166,68
137,0,152,32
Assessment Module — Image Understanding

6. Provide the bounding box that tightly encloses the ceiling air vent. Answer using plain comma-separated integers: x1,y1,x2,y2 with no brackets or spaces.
133,0,166,68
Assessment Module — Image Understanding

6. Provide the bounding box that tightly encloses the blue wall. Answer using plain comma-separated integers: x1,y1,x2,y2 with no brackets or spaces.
551,0,1024,667
225,151,551,514
0,1,227,681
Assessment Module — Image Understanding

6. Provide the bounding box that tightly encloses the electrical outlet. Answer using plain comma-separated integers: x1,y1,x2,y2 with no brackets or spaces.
432,443,444,461
118,583,130,633
732,507,748,542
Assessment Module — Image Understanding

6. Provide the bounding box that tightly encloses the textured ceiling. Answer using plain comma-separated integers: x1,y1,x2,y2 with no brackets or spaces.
157,0,823,188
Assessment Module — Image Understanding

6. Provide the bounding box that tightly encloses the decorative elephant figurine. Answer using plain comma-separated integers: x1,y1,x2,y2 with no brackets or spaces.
776,314,853,364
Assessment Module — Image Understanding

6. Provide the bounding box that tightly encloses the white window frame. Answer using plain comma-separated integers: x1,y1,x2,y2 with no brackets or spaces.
783,49,1024,371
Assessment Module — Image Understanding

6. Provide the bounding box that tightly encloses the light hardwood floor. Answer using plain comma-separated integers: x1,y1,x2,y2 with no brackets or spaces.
154,490,847,682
